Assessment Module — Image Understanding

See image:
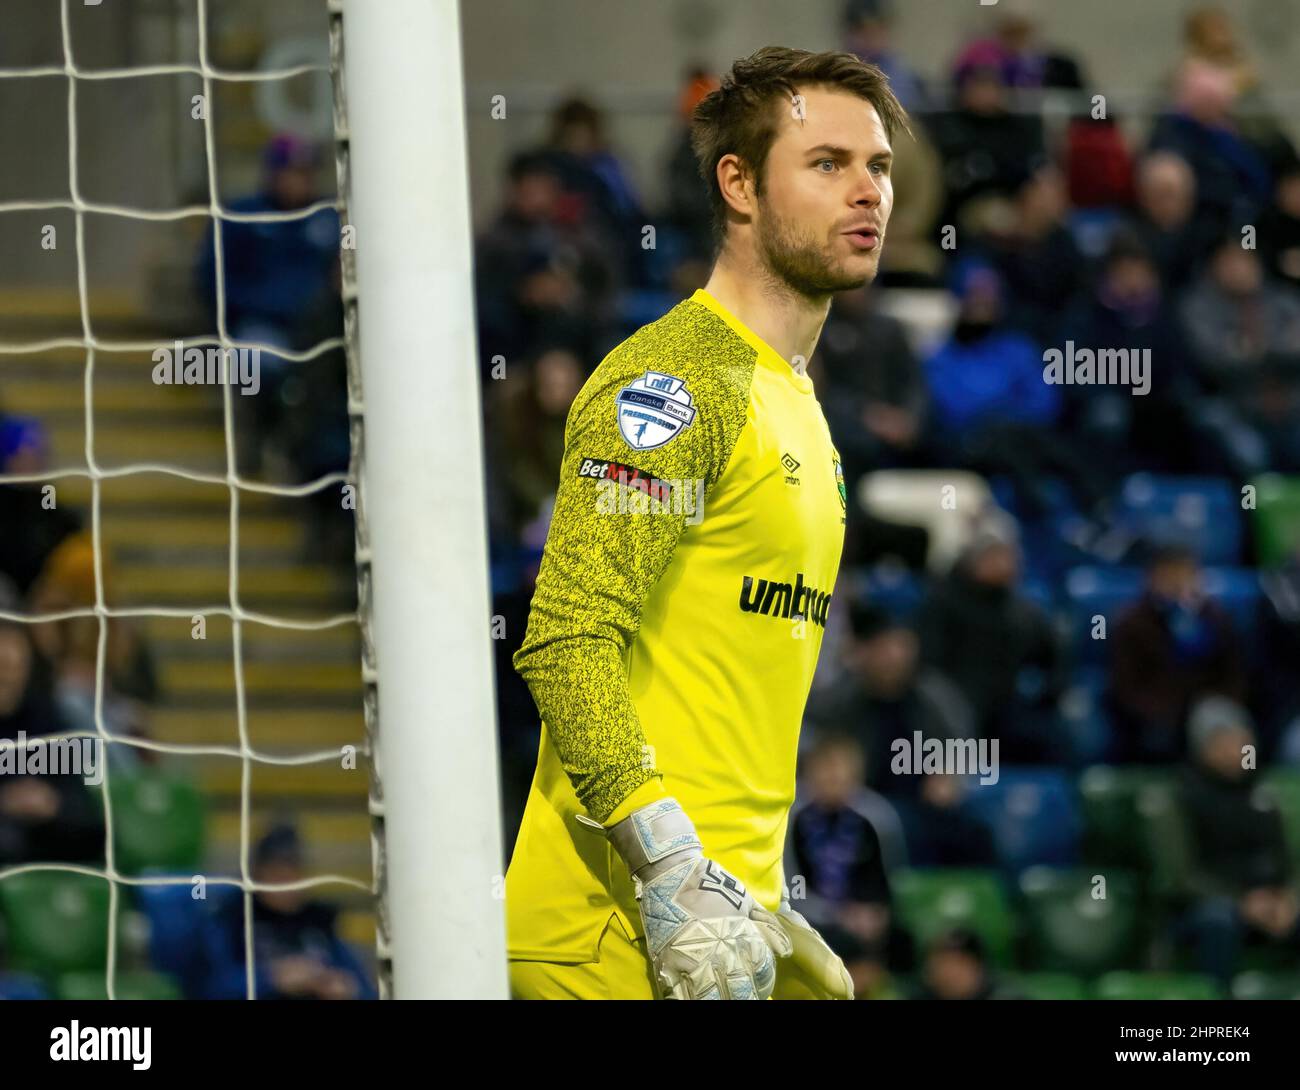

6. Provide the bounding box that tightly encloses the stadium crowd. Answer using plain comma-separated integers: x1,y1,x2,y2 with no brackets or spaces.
0,131,362,999
484,3,1300,999
3,0,1300,1000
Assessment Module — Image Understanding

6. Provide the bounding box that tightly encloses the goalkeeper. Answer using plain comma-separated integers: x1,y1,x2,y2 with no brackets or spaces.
507,46,907,1000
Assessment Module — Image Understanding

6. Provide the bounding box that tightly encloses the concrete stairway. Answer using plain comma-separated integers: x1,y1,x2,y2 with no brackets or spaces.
0,296,376,951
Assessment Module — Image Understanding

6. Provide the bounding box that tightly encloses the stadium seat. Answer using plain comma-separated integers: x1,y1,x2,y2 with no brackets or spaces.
891,868,1014,967
618,289,678,332
857,470,993,574
1062,566,1145,664
1059,673,1114,766
859,562,924,619
1132,777,1194,902
0,873,111,976
56,970,182,1000
1231,970,1300,1000
1200,567,1261,650
1019,866,1141,975
1118,473,1243,565
1078,765,1175,869
1093,971,1221,1000
1066,207,1126,260
1005,971,1088,1000
0,973,49,1000
1250,474,1300,568
109,770,206,875
962,768,1081,872
1260,769,1300,864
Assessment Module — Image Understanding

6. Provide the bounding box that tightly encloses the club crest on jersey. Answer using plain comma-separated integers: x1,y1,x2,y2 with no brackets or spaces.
615,370,697,450
834,454,846,511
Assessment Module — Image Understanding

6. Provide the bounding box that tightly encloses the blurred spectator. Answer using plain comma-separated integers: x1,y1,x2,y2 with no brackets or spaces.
1174,695,1299,986
535,96,646,281
893,770,997,868
1108,544,1246,763
918,510,1070,763
663,66,721,268
27,533,157,747
1181,235,1300,473
1176,7,1296,177
281,266,353,567
955,12,1087,93
196,133,338,339
1260,546,1300,762
1148,58,1272,233
842,0,931,114
475,150,620,376
1060,104,1134,210
982,164,1087,344
922,261,1109,520
817,286,926,487
923,259,1058,441
807,601,972,795
1058,233,1201,478
0,576,104,868
1128,152,1218,292
787,732,909,997
839,9,944,283
487,346,585,541
927,50,1046,231
1259,157,1300,292
909,928,1022,1000
0,415,81,595
199,823,377,1000
195,133,341,474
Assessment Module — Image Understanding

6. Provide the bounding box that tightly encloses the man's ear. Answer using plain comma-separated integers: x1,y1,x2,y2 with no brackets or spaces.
715,152,756,222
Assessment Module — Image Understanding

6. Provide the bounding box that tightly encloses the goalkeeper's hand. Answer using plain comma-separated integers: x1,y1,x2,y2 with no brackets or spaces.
596,797,793,1000
770,898,856,1000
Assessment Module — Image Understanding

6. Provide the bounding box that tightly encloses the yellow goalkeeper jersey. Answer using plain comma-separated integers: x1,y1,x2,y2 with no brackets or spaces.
506,287,846,962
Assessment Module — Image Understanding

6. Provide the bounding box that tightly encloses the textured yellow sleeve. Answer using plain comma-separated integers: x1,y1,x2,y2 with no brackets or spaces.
512,314,752,823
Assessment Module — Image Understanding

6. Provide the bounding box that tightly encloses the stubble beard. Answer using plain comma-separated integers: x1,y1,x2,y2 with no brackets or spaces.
754,190,878,298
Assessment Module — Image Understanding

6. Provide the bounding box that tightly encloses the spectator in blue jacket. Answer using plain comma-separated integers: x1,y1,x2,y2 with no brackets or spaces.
195,133,341,474
198,823,377,1000
924,259,1060,439
922,260,1107,520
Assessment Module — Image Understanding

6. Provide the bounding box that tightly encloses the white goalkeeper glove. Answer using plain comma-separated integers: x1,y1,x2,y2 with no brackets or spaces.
770,898,856,1000
589,797,792,1000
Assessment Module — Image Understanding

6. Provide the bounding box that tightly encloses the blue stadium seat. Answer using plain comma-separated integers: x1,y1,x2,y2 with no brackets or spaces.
1059,670,1115,766
0,972,49,1000
860,563,923,619
1066,207,1126,260
618,290,678,332
1118,473,1242,565
961,768,1081,872
1200,566,1260,638
1063,566,1145,664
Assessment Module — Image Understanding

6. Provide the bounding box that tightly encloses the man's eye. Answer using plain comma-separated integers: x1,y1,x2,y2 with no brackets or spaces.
816,159,837,172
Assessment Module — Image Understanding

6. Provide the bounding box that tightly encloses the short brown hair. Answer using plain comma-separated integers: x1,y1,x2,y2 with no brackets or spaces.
690,46,911,250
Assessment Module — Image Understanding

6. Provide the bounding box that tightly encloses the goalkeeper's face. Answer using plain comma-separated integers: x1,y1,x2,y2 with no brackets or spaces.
751,86,894,297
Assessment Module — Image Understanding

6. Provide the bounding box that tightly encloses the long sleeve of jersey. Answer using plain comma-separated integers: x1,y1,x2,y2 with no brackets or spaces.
511,331,750,824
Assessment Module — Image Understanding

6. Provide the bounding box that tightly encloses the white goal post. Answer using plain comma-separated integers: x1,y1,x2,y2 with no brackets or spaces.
336,0,507,999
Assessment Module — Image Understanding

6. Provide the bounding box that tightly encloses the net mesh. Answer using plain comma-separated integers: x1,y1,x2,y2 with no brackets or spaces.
0,0,384,999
